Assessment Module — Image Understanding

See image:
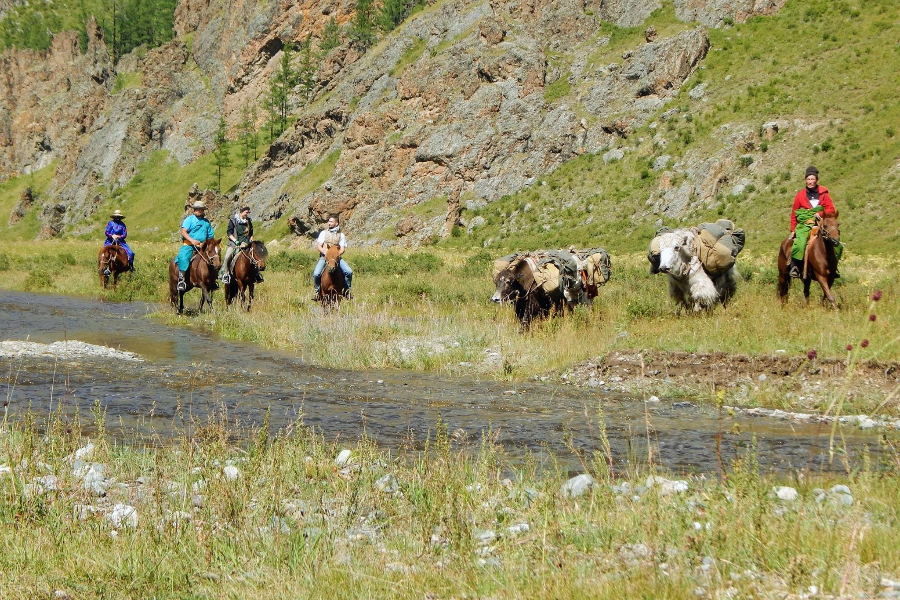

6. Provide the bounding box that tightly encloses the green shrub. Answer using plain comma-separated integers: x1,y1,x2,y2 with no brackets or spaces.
354,252,443,275
23,269,53,291
268,251,318,272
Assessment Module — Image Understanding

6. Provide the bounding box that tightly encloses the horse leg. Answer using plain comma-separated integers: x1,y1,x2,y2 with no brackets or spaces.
802,278,812,305
814,273,837,308
246,282,254,312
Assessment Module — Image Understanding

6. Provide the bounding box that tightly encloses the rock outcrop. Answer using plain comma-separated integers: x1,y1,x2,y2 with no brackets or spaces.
0,0,789,243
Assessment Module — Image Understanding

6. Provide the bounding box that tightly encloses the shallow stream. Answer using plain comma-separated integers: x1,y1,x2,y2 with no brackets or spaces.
0,290,881,473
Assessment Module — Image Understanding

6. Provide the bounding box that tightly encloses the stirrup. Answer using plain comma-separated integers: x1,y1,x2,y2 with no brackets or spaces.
221,273,231,284
177,279,187,291
103,268,111,276
342,288,353,300
313,290,321,302
256,274,264,283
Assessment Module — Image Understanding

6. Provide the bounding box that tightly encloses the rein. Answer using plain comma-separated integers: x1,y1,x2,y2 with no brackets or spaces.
193,243,218,268
240,245,261,268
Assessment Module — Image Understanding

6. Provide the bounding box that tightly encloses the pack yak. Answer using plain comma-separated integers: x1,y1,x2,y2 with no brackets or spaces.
650,229,738,313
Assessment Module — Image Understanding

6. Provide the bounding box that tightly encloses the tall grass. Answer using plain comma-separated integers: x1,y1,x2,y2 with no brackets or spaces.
1,404,899,598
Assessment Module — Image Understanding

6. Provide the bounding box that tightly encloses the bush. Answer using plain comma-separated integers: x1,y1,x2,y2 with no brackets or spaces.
268,251,319,272
354,252,443,275
460,250,493,277
23,269,53,291
625,296,666,320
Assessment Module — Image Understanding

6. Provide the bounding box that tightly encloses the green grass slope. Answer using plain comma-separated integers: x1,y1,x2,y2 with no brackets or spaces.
447,0,900,256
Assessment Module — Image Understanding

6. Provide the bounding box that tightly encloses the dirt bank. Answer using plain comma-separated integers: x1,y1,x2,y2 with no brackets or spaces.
567,351,900,416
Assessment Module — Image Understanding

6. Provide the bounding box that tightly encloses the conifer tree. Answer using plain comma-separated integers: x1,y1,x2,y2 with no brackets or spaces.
249,104,260,161
238,105,253,168
211,116,232,193
296,34,316,104
349,0,376,49
319,17,342,55
378,0,414,32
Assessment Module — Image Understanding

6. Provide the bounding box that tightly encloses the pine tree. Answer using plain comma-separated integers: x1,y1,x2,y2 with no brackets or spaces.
349,0,376,49
211,116,232,193
378,0,414,32
296,34,316,104
238,105,253,168
262,43,297,141
249,104,260,160
319,17,342,55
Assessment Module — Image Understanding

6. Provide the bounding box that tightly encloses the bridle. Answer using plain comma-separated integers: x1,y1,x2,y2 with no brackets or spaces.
240,243,261,268
193,242,219,267
818,216,840,245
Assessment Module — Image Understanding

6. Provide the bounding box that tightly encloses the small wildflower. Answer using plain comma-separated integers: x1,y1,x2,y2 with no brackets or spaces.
2,401,7,407
66,428,72,434
807,349,818,360
846,344,853,351
873,290,883,302
869,314,877,322
861,339,869,348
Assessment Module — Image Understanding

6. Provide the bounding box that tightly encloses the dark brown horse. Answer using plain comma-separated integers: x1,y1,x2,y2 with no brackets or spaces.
777,211,840,307
168,238,222,314
225,241,268,311
98,243,130,289
320,243,347,311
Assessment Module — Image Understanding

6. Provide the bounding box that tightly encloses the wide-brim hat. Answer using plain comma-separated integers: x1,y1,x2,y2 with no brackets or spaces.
191,200,207,210
111,209,125,218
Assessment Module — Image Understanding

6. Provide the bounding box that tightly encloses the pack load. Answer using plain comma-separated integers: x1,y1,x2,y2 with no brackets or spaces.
493,250,580,297
576,248,612,287
693,219,746,275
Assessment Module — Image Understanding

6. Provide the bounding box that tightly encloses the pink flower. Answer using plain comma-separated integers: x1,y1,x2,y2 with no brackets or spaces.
846,344,853,351
807,349,818,360
873,290,883,302
870,314,877,322
861,339,869,348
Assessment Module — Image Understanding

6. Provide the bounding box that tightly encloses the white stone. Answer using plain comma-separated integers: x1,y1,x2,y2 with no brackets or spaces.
561,474,595,498
646,475,689,495
602,148,624,164
335,449,353,467
647,395,660,403
506,523,529,535
106,504,138,529
375,474,398,493
857,415,877,429
222,465,241,481
773,486,799,501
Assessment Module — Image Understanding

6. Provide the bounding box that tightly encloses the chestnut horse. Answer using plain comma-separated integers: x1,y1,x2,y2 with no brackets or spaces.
225,241,268,311
777,211,840,307
98,243,130,289
168,238,222,314
320,243,347,311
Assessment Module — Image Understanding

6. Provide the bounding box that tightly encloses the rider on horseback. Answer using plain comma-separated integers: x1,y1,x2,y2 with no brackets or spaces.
312,214,353,301
789,166,841,279
175,200,216,292
221,205,263,285
104,209,134,271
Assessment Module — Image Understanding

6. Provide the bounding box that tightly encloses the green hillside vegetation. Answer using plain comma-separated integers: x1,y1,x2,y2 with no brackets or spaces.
0,163,57,240
0,0,176,58
449,0,900,256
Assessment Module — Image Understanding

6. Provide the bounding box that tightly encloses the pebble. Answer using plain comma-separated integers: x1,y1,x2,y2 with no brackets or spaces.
646,475,689,495
773,486,799,501
106,504,138,529
335,449,353,467
506,523,530,535
560,474,595,499
474,529,497,545
222,465,241,481
375,473,398,493
68,443,96,463
647,395,660,403
814,485,854,507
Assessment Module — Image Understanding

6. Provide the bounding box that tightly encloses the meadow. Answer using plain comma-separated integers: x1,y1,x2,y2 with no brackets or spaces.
1,404,899,599
0,240,896,413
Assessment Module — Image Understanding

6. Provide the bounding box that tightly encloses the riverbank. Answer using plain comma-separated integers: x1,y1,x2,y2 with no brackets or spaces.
2,414,899,599
1,241,897,415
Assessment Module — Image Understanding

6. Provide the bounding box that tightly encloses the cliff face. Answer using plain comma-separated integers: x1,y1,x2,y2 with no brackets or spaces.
0,0,786,240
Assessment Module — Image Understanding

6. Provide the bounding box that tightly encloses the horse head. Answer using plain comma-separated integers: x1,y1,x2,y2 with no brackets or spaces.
324,243,341,275
819,210,840,244
656,230,694,277
251,241,268,271
201,238,222,270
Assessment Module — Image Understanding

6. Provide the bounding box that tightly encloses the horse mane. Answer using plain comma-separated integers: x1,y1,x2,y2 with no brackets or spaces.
824,210,839,218
201,237,220,249
251,240,268,257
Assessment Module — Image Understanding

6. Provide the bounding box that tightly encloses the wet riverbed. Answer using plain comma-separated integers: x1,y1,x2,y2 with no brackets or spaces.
0,290,883,473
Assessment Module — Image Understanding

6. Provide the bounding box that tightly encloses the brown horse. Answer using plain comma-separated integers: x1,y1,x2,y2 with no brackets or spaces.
98,243,130,289
168,238,222,314
777,211,840,307
225,241,268,311
320,243,347,311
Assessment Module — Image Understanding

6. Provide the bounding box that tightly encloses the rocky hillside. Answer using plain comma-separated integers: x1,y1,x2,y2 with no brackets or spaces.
1,0,898,253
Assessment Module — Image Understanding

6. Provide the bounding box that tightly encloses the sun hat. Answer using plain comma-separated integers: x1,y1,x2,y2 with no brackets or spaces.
111,209,125,218
191,200,207,210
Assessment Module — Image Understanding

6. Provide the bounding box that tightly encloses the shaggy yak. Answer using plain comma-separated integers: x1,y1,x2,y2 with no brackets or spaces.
492,260,572,328
650,229,737,313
